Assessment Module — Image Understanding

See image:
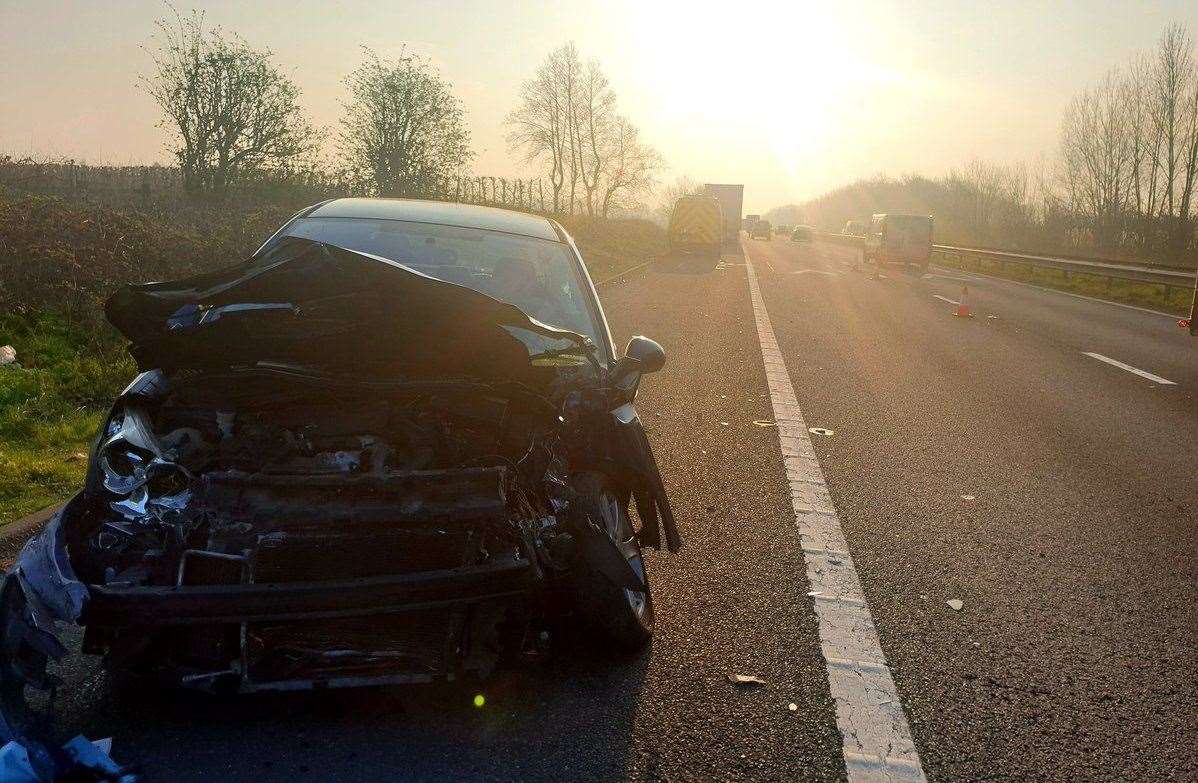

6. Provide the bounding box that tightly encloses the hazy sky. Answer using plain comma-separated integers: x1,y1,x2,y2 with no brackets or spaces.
3,1,1197,212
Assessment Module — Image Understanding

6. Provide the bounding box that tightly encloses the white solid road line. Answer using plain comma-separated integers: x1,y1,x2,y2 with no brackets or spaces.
1082,352,1176,385
743,250,927,783
792,269,840,276
932,294,961,306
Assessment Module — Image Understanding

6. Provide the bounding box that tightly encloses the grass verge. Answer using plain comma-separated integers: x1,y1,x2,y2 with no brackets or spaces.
0,312,135,527
934,250,1194,315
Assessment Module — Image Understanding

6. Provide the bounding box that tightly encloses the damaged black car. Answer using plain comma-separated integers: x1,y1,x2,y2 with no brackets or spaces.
0,198,679,700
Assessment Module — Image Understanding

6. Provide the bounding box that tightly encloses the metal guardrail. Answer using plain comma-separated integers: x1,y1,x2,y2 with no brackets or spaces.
933,244,1193,289
812,231,1196,306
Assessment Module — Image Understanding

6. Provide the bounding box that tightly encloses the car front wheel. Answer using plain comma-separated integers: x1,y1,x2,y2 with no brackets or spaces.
569,473,654,652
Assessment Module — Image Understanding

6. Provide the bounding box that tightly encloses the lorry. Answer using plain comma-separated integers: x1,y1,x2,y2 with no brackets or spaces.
668,194,723,263
744,214,761,233
703,184,744,246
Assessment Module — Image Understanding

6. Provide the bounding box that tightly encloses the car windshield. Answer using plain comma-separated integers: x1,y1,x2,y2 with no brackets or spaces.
280,216,603,347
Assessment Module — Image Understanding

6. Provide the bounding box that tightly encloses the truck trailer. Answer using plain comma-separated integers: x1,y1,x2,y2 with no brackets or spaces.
703,184,744,246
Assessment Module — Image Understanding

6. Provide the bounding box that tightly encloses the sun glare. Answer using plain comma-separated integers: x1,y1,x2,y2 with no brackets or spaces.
624,0,893,189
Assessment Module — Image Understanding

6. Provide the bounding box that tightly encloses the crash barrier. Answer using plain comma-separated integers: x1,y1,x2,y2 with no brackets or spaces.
933,244,1195,306
815,231,1196,307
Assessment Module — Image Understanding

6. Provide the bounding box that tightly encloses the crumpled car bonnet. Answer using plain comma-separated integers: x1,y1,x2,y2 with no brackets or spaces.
105,237,590,382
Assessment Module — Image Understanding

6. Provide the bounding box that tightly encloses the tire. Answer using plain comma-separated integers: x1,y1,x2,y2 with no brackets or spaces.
569,473,654,652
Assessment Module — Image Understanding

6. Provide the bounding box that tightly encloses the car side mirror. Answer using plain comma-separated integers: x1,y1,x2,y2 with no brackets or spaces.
625,335,666,374
610,336,666,400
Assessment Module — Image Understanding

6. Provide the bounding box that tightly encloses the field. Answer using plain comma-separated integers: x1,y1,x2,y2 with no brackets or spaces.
0,193,667,527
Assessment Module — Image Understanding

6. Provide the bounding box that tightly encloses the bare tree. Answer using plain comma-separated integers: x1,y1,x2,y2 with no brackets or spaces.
508,43,662,218
654,175,703,222
1059,71,1135,247
598,116,663,216
947,160,1034,243
576,59,617,216
506,48,572,211
141,9,317,199
340,48,471,197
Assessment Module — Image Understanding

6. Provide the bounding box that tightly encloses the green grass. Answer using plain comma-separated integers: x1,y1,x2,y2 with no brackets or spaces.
934,250,1194,314
560,216,668,281
0,311,134,527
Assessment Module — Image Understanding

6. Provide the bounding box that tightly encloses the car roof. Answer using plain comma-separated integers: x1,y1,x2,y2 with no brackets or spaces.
305,198,561,242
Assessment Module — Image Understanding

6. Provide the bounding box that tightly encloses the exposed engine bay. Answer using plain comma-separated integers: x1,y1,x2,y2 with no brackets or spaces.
76,369,572,689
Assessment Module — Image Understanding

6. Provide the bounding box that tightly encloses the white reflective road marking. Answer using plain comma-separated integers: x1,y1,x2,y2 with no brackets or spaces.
1082,352,1176,385
792,269,840,276
743,252,927,782
932,294,960,305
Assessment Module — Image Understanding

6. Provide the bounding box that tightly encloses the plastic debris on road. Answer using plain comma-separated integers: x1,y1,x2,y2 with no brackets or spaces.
961,494,976,501
947,599,964,611
727,674,767,686
752,420,776,427
787,702,798,712
0,346,15,366
0,736,136,783
808,427,835,436
719,421,729,427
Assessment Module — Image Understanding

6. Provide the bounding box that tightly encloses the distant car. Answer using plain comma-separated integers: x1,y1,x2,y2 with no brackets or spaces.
863,213,933,271
750,220,772,240
791,226,814,242
2,198,682,701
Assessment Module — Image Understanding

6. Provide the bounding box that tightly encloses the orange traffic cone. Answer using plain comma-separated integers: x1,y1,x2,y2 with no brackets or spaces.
953,285,973,318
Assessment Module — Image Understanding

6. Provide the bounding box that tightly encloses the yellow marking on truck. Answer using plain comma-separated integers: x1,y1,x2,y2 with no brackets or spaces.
669,197,722,246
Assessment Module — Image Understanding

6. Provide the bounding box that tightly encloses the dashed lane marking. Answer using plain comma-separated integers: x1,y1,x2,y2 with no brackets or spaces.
791,269,840,276
743,248,927,783
1082,352,1176,385
932,294,961,305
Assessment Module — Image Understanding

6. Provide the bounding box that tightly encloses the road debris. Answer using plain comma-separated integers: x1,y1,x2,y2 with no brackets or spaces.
727,674,767,687
961,494,976,501
752,420,776,427
947,599,965,611
808,427,835,436
787,702,798,712
66,452,88,462
0,717,136,783
0,346,15,366
719,421,730,426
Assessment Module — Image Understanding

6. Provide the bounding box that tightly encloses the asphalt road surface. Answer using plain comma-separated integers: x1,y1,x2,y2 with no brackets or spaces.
29,239,1198,782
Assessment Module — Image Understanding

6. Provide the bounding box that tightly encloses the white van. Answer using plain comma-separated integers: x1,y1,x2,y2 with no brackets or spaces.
863,214,933,271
